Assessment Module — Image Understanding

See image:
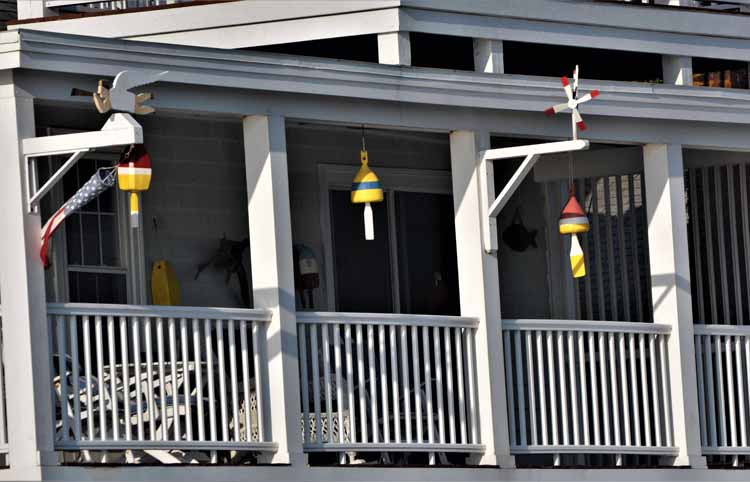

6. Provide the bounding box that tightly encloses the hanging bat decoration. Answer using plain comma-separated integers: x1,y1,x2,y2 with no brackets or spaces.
544,65,600,140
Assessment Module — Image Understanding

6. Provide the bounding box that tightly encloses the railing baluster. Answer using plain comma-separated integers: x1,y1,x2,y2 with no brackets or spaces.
412,325,423,444
194,319,205,442
157,318,167,441
514,330,526,447
608,333,620,447
629,333,640,447
345,324,356,444
695,335,708,448
526,331,537,446
334,324,344,444
311,324,322,443
356,324,368,443
619,333,630,447
659,334,672,448
70,316,81,442
216,320,228,442
298,323,310,444
537,330,548,446
547,330,558,446
466,328,478,445
568,331,579,446
599,332,610,446
402,326,412,444
504,330,516,447
649,334,661,447
180,318,194,441
95,316,106,441
578,331,589,446
228,320,239,442
705,335,717,448
107,316,120,440
56,316,68,442
168,317,181,441
83,316,94,441
391,325,402,444
322,323,333,443
253,321,266,442
454,327,466,445
736,336,747,448
639,333,650,447
725,334,736,448
145,317,156,440
589,331,600,446
557,330,568,445
423,326,434,445
380,325,390,443
204,319,217,444
715,335,727,447
434,326,445,444
133,316,144,441
368,325,378,444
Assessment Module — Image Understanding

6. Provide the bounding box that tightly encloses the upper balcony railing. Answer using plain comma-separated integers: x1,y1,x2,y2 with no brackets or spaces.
45,0,199,12
47,303,276,464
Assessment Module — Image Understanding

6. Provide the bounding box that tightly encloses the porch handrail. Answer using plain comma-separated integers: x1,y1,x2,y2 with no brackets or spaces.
694,323,750,337
502,319,676,465
47,302,273,322
502,318,672,335
296,311,479,328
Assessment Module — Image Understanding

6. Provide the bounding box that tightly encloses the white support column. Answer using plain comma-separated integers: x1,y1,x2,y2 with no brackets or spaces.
662,55,693,86
16,0,53,20
449,130,514,467
0,71,56,477
243,114,304,465
643,144,706,468
473,39,504,74
377,32,411,66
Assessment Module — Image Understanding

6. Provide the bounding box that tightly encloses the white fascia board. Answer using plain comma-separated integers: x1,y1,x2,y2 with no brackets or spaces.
400,7,750,63
402,0,750,40
9,0,400,40
0,31,22,70
128,9,400,49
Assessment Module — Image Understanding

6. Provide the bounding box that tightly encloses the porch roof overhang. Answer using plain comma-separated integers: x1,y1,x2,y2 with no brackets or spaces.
3,29,750,150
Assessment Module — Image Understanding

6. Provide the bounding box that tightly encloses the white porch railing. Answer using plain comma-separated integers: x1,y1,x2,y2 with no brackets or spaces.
47,303,277,459
694,324,750,462
296,312,484,463
45,1,194,10
502,320,677,465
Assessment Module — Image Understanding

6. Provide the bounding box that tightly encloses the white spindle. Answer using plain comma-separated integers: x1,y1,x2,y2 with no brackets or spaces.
228,320,239,442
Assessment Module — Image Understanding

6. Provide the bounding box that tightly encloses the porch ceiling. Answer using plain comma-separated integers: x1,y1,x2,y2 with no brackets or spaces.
4,29,750,150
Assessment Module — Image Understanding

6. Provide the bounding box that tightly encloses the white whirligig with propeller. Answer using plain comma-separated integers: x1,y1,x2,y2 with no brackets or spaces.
544,65,599,139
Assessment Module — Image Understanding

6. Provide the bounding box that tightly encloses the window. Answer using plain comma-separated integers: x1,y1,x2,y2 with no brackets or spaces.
61,158,128,304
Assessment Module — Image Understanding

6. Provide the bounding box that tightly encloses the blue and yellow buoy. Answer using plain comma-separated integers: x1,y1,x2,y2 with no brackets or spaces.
351,149,383,240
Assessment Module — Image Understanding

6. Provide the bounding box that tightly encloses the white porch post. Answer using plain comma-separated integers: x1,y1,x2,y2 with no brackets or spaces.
642,144,706,468
0,71,56,477
662,55,692,86
377,32,411,66
243,114,304,465
473,39,504,74
449,130,515,467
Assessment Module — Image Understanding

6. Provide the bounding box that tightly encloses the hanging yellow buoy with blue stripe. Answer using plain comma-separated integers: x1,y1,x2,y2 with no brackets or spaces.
351,148,383,240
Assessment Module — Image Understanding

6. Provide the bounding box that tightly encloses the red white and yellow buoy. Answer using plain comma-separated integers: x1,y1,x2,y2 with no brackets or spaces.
117,144,152,228
559,186,589,278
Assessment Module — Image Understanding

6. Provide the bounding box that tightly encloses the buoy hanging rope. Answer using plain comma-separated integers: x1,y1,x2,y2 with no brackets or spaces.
351,126,383,240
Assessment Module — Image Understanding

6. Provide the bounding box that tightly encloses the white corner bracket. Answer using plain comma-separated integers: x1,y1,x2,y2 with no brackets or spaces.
22,113,143,213
479,139,589,254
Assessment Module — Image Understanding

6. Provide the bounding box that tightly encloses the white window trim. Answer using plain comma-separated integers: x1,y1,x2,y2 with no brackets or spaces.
317,163,452,312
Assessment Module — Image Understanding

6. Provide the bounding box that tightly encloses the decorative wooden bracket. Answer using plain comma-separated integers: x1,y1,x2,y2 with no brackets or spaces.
23,113,143,213
479,139,590,254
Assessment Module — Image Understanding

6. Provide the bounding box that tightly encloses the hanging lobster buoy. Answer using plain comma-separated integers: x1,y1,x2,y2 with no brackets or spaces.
559,186,589,278
351,149,383,240
117,144,152,229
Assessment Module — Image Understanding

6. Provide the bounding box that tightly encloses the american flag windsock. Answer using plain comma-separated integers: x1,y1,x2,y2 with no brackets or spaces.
39,168,116,268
